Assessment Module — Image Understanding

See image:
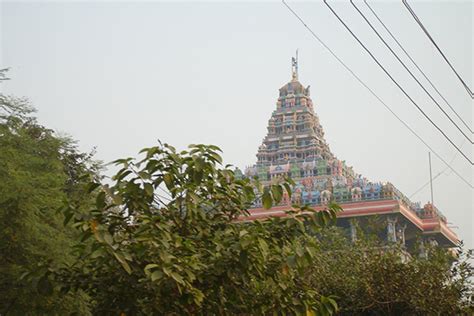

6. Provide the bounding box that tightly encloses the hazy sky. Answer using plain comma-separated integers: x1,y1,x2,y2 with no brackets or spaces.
1,1,473,247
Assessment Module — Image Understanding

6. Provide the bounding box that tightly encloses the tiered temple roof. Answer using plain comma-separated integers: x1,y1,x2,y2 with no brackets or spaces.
242,56,458,248
245,58,375,206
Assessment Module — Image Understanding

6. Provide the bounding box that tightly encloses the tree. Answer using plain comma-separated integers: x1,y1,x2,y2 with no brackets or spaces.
0,70,99,315
305,227,474,315
53,142,341,315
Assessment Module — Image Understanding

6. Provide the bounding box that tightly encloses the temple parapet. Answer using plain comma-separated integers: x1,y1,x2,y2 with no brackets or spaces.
417,202,447,223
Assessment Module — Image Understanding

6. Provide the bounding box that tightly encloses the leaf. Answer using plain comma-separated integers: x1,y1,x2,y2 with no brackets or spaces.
103,232,114,246
63,210,74,226
271,185,283,203
185,269,196,281
144,183,154,196
194,157,205,171
86,182,101,193
145,263,159,271
258,238,269,256
96,191,106,209
295,246,304,258
262,189,272,209
193,170,203,184
207,144,222,152
151,270,163,281
306,309,316,316
115,170,132,182
328,201,342,213
283,182,292,199
243,186,255,200
209,151,223,164
139,147,151,154
114,252,132,274
159,251,173,263
138,171,150,180
321,295,338,314
239,230,249,237
287,255,296,268
326,297,338,312
187,191,200,204
90,248,105,259
19,271,30,280
192,288,205,305
163,173,174,190
111,193,123,205
112,157,133,166
170,272,185,285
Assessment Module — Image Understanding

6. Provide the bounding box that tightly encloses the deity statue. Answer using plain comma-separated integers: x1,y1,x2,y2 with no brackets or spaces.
396,224,407,246
350,220,358,243
321,190,331,205
351,187,362,201
386,217,397,243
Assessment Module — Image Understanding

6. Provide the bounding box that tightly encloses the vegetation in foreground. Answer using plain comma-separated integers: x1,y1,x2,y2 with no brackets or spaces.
1,70,473,315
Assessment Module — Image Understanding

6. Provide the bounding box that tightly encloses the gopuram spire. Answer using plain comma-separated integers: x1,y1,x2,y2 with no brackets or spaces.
246,55,356,204
252,54,334,169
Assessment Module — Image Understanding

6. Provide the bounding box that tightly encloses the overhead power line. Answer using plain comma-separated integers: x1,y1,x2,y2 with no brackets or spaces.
364,0,473,134
351,0,473,145
280,0,473,189
323,0,473,165
409,140,466,199
402,0,474,99
409,171,444,200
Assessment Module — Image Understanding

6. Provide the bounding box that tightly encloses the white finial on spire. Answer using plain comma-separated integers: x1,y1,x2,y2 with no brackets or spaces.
291,49,299,80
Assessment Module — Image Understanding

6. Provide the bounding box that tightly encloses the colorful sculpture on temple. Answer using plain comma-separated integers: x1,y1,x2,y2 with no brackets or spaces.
244,56,448,221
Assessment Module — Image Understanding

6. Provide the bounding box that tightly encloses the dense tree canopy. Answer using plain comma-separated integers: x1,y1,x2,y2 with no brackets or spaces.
48,142,473,315
306,227,474,315
53,142,340,315
0,70,99,315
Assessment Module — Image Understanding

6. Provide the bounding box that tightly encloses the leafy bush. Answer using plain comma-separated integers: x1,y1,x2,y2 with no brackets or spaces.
53,143,340,315
306,227,474,315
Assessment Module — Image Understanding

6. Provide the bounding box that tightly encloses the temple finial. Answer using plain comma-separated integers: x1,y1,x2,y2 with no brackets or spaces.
291,49,299,80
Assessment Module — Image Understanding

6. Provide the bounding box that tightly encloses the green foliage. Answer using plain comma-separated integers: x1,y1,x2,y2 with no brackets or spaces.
0,74,97,315
305,227,474,315
4,68,471,315
54,142,340,315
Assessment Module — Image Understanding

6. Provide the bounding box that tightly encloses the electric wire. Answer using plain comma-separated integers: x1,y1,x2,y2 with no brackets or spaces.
352,0,473,144
281,0,473,189
409,140,466,199
408,170,444,200
402,0,474,99
323,0,473,165
364,0,473,134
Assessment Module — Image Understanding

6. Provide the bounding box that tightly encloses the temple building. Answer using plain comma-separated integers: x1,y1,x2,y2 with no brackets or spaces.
240,56,459,251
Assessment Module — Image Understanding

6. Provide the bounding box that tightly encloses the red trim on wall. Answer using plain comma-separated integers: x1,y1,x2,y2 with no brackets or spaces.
240,199,459,245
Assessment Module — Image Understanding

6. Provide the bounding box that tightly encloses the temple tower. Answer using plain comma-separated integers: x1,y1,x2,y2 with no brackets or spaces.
256,56,333,166
246,55,357,204
243,56,459,250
